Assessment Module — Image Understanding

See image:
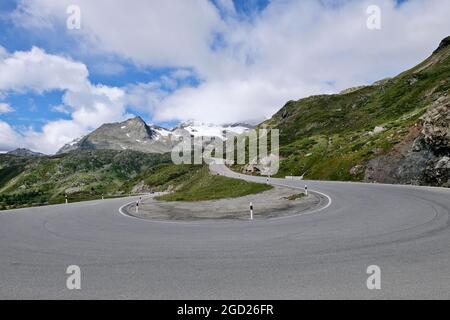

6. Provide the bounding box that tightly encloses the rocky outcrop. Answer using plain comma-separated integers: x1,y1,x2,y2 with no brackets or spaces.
421,97,450,151
364,95,450,187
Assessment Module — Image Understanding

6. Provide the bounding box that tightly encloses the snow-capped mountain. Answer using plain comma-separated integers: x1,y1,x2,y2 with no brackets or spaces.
56,117,253,155
57,117,173,154
57,136,85,154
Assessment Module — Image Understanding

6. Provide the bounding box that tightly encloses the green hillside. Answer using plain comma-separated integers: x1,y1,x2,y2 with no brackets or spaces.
0,150,172,209
261,36,450,182
0,151,271,210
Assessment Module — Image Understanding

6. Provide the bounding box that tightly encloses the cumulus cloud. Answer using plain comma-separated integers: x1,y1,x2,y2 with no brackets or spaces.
22,120,87,154
0,46,7,59
154,79,303,124
12,0,224,71
0,103,14,114
171,69,195,80
64,84,129,127
0,121,22,151
0,47,130,153
124,82,168,114
0,47,88,93
50,104,71,114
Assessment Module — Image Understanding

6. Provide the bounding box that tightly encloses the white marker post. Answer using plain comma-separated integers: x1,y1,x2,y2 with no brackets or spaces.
65,194,68,204
305,185,308,196
249,202,254,220
102,194,104,200
136,201,139,213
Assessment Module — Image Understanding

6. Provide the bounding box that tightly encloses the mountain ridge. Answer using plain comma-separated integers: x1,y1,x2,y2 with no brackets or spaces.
57,117,253,155
6,148,44,157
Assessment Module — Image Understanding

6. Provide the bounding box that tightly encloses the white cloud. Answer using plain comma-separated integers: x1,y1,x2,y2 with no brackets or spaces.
0,103,14,114
124,82,168,114
63,84,130,129
0,47,88,93
171,69,194,80
12,0,224,70
0,46,7,59
0,121,22,151
154,79,306,124
0,47,130,153
50,104,71,114
23,120,87,154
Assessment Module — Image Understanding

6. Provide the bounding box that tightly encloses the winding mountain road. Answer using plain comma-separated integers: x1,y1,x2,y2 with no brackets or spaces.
0,163,449,299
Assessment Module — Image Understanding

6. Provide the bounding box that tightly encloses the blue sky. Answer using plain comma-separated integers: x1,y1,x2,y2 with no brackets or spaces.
0,0,449,153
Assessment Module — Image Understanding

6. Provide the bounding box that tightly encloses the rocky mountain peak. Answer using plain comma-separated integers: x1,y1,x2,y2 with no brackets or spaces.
125,116,146,125
57,117,172,154
7,148,45,157
433,35,450,54
7,148,44,157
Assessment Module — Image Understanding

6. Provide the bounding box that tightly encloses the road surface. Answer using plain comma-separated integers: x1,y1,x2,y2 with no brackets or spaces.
0,163,449,299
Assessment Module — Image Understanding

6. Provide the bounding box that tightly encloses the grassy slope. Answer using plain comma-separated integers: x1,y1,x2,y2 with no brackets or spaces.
261,38,450,180
0,151,271,209
155,165,272,201
0,150,172,209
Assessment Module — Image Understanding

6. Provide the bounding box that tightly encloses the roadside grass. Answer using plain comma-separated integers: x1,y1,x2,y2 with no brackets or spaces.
156,166,272,201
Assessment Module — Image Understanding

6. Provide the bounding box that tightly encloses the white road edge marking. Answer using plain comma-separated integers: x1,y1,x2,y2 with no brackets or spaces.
117,181,333,224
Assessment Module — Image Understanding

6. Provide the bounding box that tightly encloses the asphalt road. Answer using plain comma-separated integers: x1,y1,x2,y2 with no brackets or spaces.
0,163,449,299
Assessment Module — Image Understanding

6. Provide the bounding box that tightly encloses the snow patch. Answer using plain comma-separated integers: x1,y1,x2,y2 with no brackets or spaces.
181,122,250,138
155,128,171,137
